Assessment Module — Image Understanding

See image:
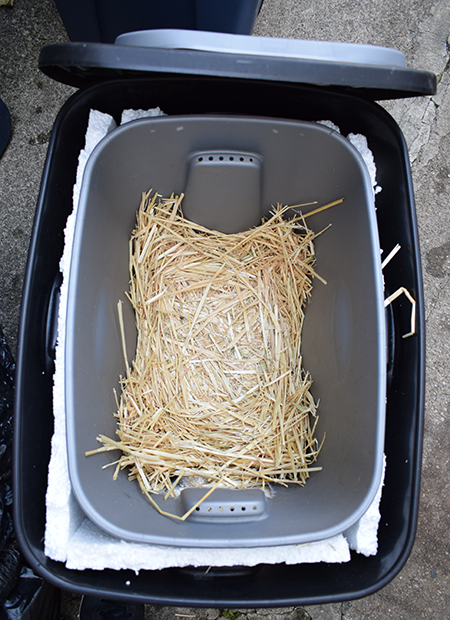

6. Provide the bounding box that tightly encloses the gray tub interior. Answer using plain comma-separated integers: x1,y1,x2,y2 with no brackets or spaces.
65,115,386,548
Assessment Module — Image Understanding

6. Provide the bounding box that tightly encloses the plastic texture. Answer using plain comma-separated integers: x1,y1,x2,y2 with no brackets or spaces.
65,115,386,548
55,0,264,43
116,29,406,67
14,75,425,604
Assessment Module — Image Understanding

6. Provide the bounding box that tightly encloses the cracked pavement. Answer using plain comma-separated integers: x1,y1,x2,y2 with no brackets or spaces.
1,0,449,618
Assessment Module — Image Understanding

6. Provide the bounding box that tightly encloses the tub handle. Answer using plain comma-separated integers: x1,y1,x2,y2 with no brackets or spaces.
45,272,62,372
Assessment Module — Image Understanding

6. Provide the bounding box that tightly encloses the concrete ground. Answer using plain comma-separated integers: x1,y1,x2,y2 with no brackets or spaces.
1,0,449,618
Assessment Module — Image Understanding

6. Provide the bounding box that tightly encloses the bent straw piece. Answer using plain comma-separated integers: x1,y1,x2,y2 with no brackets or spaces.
384,286,416,338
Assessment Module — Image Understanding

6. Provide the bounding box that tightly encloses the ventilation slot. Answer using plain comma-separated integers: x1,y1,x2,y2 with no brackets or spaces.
180,488,266,523
182,150,262,234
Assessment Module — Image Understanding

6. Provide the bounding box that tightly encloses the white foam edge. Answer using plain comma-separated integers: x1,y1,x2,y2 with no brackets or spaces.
65,520,350,572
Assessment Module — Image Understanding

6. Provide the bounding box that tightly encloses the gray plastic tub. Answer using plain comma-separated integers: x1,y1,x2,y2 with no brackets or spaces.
66,114,386,548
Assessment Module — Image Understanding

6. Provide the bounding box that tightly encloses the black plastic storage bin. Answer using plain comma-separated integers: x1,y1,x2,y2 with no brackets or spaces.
55,0,264,42
13,35,435,606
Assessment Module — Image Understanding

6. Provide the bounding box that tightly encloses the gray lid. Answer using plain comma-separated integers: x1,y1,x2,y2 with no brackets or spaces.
116,29,407,67
39,29,436,98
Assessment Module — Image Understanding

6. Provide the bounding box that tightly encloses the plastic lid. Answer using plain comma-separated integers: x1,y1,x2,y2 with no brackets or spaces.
116,29,407,68
39,29,436,99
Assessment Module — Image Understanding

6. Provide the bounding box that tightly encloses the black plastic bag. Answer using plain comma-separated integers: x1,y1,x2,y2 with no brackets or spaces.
1,567,60,620
0,327,60,619
0,327,20,605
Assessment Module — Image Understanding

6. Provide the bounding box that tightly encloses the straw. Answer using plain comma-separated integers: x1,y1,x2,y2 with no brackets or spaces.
384,286,416,338
89,191,329,516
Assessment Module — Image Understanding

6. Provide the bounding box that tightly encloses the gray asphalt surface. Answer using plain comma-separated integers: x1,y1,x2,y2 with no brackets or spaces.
1,1,449,618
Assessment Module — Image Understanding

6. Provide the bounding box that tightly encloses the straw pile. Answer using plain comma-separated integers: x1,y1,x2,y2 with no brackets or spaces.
90,190,325,516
